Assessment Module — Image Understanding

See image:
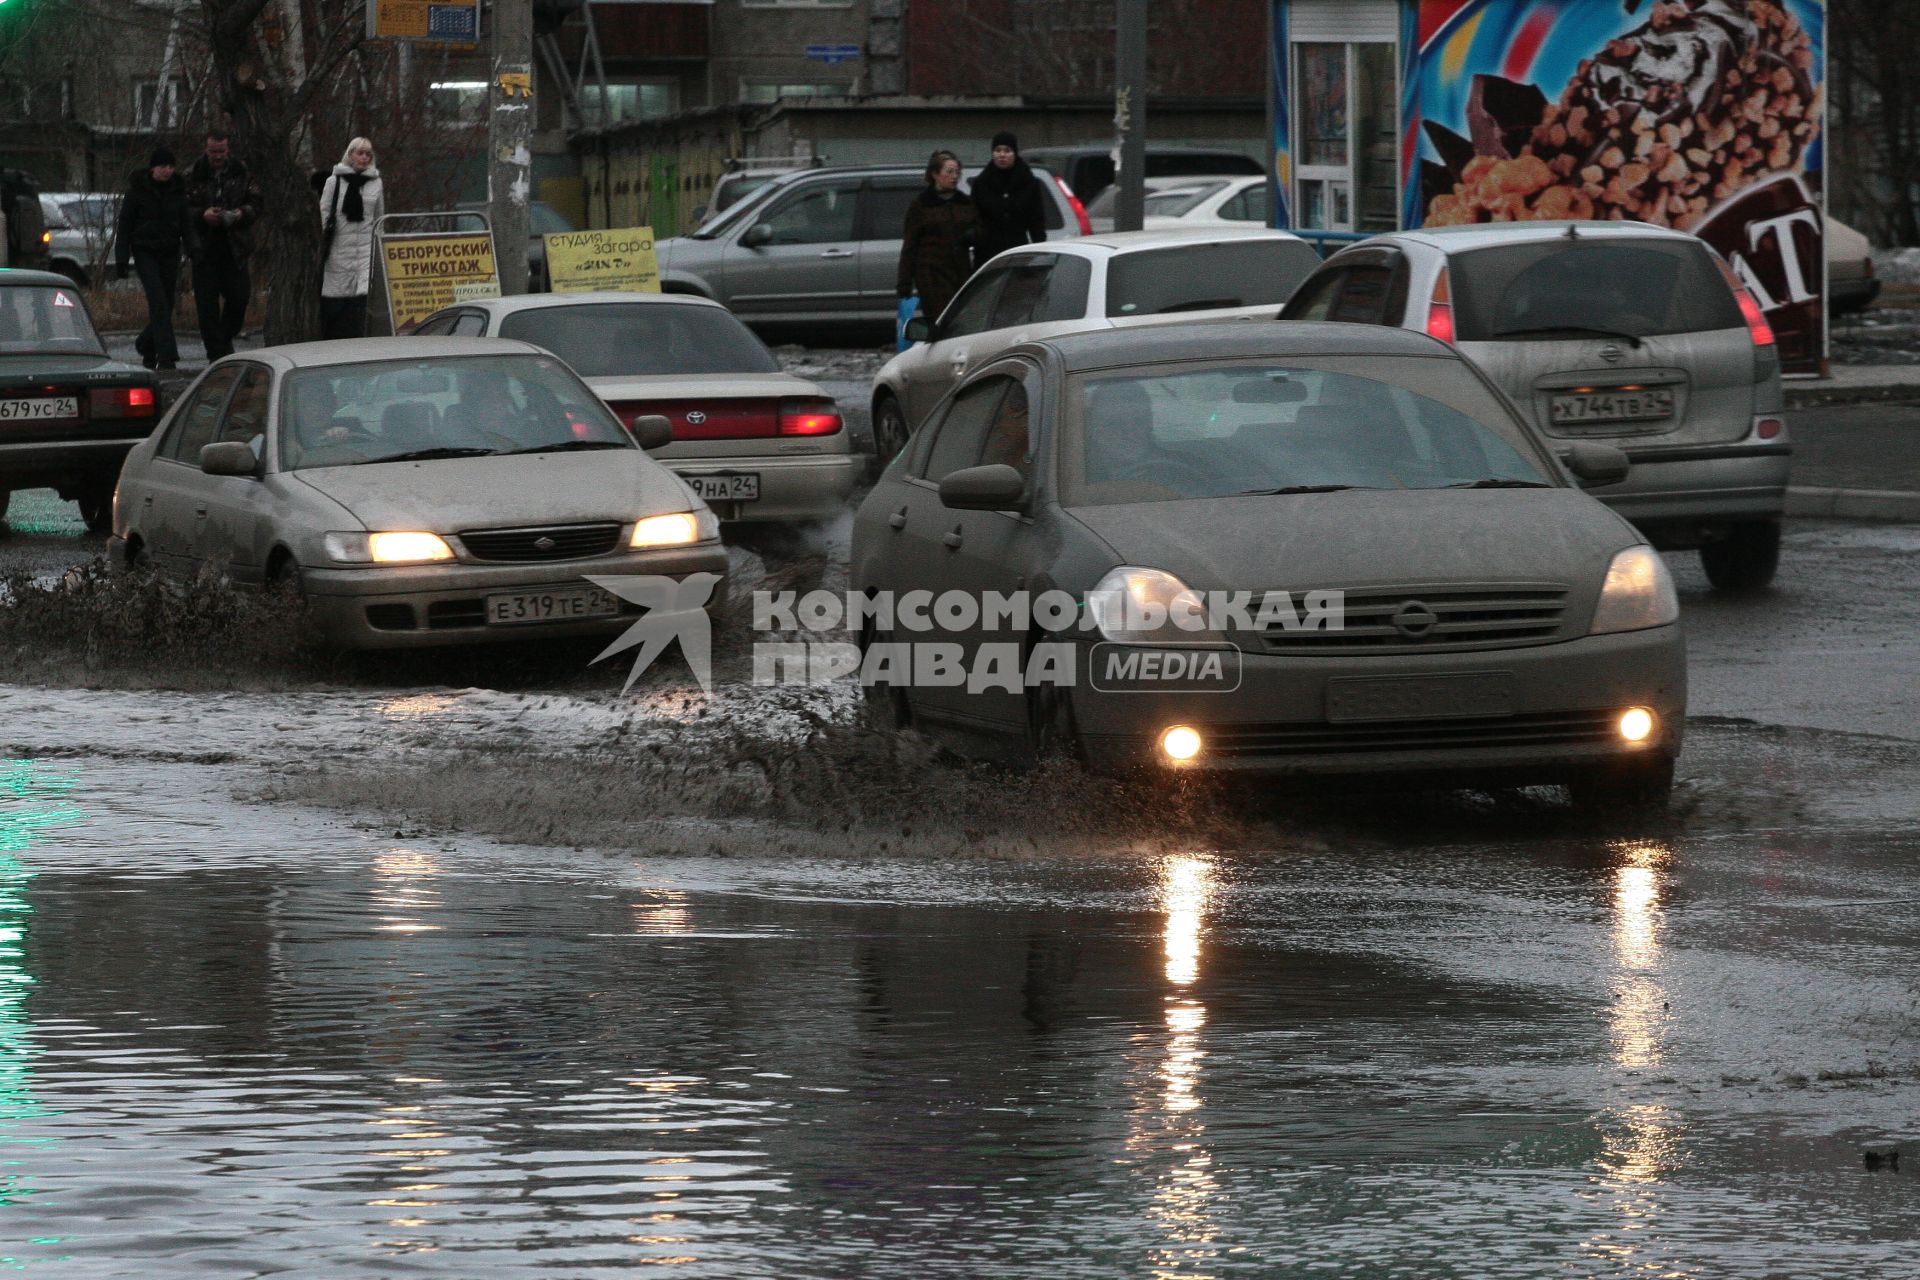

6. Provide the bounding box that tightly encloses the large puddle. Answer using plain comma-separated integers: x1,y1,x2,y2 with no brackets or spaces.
1,746,1914,1276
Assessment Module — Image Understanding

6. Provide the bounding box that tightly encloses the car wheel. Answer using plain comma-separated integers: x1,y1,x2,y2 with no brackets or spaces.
871,392,909,473
1699,520,1780,593
1567,756,1675,813
266,556,306,607
860,623,911,731
1026,679,1082,766
76,481,115,534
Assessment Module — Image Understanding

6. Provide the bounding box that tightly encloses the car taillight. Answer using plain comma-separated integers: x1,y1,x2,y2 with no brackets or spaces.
1754,416,1784,440
88,386,157,419
1055,176,1092,237
39,230,50,248
1426,267,1455,344
779,398,842,436
1715,255,1776,347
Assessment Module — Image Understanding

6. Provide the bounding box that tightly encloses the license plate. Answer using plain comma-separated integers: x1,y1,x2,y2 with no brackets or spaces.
0,396,77,421
684,472,760,502
485,587,619,625
1325,673,1515,723
1550,388,1675,425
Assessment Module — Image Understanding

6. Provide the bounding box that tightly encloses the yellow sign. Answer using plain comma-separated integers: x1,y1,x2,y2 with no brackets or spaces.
381,232,499,332
498,72,532,99
368,0,479,43
543,227,661,294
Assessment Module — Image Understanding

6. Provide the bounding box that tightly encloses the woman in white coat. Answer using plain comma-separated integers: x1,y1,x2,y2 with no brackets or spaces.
318,137,384,339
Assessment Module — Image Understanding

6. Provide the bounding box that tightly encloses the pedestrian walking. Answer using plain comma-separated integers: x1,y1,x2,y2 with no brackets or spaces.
970,132,1047,268
897,149,979,324
185,130,262,361
112,147,190,371
318,138,385,340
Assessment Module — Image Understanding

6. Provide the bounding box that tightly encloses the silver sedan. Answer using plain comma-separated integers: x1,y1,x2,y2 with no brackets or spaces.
108,337,729,649
413,293,859,528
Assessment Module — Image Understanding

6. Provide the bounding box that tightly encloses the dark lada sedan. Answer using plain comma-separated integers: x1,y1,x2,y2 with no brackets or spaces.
850,322,1686,808
0,269,161,530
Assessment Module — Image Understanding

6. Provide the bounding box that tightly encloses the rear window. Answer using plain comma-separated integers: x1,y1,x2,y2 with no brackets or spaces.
1147,153,1263,178
1105,240,1321,317
1143,182,1228,217
0,286,103,353
1451,238,1744,342
499,302,780,377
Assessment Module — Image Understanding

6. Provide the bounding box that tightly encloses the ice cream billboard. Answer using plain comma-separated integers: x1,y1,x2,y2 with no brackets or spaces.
1406,0,1827,373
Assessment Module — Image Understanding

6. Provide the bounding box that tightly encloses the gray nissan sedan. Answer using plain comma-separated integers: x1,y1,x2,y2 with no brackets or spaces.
850,323,1686,807
108,338,728,649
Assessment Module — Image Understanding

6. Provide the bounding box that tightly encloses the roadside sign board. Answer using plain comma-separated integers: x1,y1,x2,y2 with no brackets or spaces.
804,44,862,65
380,231,499,332
368,0,479,42
543,227,660,293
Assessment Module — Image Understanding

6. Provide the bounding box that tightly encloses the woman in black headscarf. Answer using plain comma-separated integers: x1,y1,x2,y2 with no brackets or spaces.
969,131,1047,268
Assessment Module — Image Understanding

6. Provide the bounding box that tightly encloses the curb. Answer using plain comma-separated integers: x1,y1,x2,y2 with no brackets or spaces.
1786,485,1920,522
1784,382,1920,409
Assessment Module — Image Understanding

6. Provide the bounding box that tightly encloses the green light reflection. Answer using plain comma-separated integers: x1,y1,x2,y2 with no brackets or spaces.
0,759,83,1213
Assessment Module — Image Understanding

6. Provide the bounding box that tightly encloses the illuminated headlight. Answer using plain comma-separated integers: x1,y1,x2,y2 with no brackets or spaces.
1589,546,1679,635
1618,707,1656,743
1160,725,1203,762
324,531,455,564
1088,566,1227,646
631,510,716,548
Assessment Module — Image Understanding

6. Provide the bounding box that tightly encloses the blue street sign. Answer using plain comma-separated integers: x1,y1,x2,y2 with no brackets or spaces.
804,44,863,65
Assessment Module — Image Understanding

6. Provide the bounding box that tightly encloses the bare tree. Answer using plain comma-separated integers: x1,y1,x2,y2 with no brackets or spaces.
1829,0,1920,245
197,0,368,342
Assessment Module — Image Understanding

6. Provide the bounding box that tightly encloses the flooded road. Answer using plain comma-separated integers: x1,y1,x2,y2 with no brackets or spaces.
2,725,1915,1277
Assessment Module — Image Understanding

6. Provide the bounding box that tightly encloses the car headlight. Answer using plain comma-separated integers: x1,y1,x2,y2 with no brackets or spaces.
324,531,455,564
1087,566,1228,646
631,510,717,548
1590,546,1679,635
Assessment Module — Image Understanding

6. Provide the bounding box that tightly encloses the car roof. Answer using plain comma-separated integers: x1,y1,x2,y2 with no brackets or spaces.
1024,145,1254,159
242,336,549,369
1030,320,1451,373
1065,226,1305,253
1390,220,1704,252
0,268,86,289
453,292,726,315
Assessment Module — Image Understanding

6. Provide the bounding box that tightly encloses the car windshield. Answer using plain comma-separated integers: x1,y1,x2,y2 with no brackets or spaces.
0,285,105,354
499,302,780,377
1105,240,1320,316
1143,182,1228,217
1061,359,1552,506
1451,238,1745,341
693,178,789,237
279,354,632,471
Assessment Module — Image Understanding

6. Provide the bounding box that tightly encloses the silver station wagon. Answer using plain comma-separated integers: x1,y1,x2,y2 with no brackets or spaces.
1282,221,1789,591
109,338,728,649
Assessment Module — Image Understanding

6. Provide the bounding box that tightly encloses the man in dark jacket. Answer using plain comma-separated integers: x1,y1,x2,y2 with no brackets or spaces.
970,132,1048,268
114,147,190,370
184,131,262,361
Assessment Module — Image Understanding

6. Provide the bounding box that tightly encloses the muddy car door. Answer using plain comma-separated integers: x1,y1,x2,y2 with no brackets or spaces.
897,264,1012,428
138,365,241,575
724,177,864,322
193,362,275,584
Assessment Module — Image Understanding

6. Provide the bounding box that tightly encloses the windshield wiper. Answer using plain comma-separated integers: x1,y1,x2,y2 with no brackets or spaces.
1491,325,1645,347
1230,484,1368,496
355,447,496,464
1448,478,1553,489
503,440,630,455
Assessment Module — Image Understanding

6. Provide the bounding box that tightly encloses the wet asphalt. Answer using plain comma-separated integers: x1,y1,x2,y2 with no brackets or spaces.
0,387,1916,1275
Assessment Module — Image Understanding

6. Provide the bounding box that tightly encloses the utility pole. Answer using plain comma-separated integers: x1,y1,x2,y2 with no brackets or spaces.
490,0,534,294
1113,0,1147,232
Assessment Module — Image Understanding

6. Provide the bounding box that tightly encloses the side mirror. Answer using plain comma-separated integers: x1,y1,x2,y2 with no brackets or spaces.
630,413,674,450
939,463,1027,512
1564,441,1631,488
904,315,933,344
740,223,773,250
200,441,259,477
